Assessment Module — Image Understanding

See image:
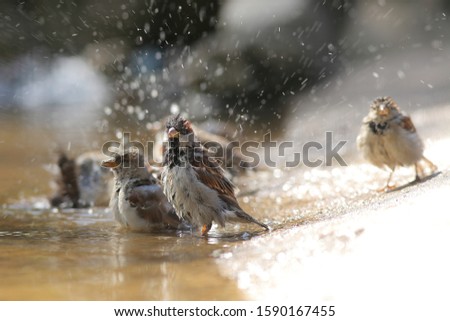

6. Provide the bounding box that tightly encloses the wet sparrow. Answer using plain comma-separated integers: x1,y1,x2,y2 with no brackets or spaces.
102,151,182,231
161,115,269,236
76,151,114,207
50,153,80,208
357,96,437,189
148,117,254,175
50,152,113,208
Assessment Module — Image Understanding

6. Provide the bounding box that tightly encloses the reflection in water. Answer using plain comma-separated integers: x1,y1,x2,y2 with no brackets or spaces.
2,158,373,301
0,208,247,300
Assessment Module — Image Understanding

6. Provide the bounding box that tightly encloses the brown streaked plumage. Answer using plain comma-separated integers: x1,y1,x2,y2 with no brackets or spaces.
147,117,254,174
102,151,182,231
398,116,416,133
161,115,269,236
357,96,437,190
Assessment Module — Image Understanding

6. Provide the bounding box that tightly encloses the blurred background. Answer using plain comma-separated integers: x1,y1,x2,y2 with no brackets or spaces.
1,0,450,202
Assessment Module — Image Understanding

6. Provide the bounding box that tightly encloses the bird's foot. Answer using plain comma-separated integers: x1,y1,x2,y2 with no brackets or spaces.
201,223,212,237
379,184,396,192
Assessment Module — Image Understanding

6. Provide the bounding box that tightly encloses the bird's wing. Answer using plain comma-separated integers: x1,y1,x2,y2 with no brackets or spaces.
398,115,416,133
191,149,235,192
191,151,242,209
193,165,236,196
127,184,162,206
191,150,267,228
126,183,181,227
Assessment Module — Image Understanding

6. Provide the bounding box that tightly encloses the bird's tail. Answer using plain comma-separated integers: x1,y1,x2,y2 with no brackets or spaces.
233,210,270,231
415,156,437,179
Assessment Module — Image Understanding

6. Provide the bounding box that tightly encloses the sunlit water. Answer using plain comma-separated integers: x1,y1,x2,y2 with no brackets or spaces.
1,107,449,300
0,116,349,300
0,206,253,300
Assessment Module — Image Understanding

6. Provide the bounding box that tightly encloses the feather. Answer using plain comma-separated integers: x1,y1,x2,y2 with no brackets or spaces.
191,155,236,198
162,115,269,235
398,115,416,133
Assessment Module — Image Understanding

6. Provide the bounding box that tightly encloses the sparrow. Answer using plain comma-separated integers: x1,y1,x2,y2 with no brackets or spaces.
50,152,113,208
357,96,437,189
147,117,254,175
50,153,80,208
76,151,114,207
102,151,182,231
161,115,269,236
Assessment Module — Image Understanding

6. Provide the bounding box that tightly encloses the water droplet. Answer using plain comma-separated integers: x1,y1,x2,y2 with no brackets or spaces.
214,66,224,77
170,103,180,115
135,36,143,45
273,169,282,178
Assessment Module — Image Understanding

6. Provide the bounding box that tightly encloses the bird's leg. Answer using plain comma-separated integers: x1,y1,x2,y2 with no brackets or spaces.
384,166,396,191
414,163,422,181
201,223,212,236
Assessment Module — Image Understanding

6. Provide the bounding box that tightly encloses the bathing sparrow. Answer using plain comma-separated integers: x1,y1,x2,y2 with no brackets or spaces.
50,152,113,208
50,153,80,208
147,117,254,174
102,151,182,231
161,115,269,236
357,96,437,189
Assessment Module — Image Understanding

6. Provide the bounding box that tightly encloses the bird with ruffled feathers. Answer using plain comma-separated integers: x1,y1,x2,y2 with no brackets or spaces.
357,96,437,189
102,151,182,231
161,114,269,236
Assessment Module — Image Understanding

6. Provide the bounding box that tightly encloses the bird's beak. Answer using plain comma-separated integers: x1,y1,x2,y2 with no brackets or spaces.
167,127,179,139
101,158,119,168
378,105,389,117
